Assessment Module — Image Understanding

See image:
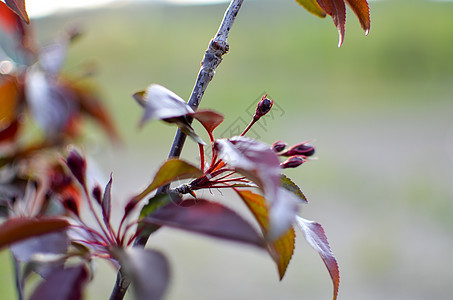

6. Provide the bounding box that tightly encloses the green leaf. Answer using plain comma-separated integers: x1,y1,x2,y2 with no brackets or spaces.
133,159,203,203
136,193,182,239
139,193,179,220
0,217,70,250
295,0,327,18
234,189,295,279
281,174,308,203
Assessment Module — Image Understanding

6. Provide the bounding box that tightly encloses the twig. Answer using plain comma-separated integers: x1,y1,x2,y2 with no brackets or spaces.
13,255,24,300
166,0,243,152
109,1,244,299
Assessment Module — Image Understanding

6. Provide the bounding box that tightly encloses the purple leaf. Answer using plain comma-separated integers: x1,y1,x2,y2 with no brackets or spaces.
25,66,77,138
133,84,206,144
134,84,194,127
102,174,113,227
39,36,69,75
142,199,265,248
10,231,69,263
295,216,340,300
112,248,170,300
215,136,299,240
30,265,89,300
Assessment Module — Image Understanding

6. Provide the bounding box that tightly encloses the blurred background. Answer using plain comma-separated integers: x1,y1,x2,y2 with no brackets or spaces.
1,0,453,299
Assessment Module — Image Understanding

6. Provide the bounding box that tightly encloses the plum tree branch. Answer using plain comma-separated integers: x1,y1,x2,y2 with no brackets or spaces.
160,0,244,166
109,1,244,299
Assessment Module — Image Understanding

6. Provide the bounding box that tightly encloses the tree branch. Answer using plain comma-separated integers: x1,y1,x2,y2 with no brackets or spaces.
109,1,244,299
160,0,244,163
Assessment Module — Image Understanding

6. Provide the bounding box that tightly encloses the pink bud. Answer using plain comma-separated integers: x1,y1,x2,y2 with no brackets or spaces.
92,185,102,205
254,95,273,119
272,140,287,153
280,156,305,169
281,142,315,157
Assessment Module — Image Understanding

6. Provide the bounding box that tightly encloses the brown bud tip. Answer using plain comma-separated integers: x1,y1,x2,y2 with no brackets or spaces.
254,95,273,119
281,142,315,157
280,156,305,169
92,185,102,205
62,196,79,216
66,148,86,186
272,140,287,153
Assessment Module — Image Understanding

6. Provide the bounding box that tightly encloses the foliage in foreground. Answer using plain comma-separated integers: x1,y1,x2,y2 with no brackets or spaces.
0,0,371,299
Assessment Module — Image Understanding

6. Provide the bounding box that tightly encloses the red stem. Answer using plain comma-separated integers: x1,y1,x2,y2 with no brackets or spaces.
199,144,205,172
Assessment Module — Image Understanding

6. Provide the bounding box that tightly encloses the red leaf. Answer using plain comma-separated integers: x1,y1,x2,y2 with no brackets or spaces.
345,0,370,35
29,265,89,300
70,82,121,142
296,216,339,300
316,0,346,47
112,248,170,300
0,2,25,35
235,189,295,279
143,199,265,248
0,119,19,142
5,0,29,24
316,0,370,46
191,109,224,142
0,217,70,250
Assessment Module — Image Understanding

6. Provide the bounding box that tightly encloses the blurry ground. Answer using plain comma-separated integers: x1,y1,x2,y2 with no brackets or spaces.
2,0,453,299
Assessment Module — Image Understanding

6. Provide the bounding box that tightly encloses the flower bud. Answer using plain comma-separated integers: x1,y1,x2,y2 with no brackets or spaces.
254,95,273,119
272,140,287,153
281,142,315,157
66,148,86,186
62,196,79,217
280,156,305,169
92,185,102,205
